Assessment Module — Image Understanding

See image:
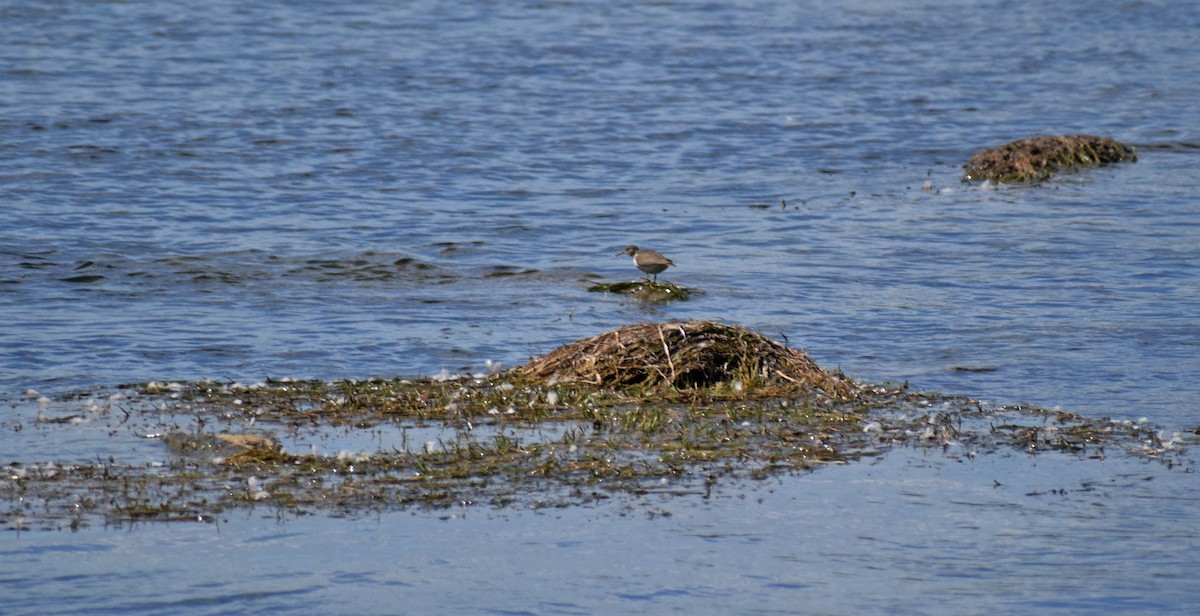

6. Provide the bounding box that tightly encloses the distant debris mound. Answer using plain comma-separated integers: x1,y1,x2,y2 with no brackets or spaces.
963,135,1137,182
519,320,854,400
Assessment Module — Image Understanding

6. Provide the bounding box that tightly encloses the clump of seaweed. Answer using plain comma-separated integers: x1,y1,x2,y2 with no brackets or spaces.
518,320,854,401
962,135,1137,182
588,280,691,302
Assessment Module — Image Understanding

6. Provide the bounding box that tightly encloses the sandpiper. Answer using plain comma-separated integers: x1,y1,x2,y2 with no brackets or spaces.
619,245,674,282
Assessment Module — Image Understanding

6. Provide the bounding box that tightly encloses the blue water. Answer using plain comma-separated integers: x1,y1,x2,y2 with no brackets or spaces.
3,0,1199,613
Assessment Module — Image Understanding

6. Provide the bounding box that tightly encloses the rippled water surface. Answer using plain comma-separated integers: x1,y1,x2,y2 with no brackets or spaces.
3,0,1200,613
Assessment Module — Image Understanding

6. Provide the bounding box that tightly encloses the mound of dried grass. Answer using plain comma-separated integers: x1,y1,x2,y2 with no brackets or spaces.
519,320,854,400
962,135,1136,182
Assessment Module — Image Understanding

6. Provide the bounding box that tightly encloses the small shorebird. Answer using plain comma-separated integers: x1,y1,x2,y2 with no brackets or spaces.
619,245,674,282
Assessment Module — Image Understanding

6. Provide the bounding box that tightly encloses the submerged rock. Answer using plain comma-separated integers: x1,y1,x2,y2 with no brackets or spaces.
161,432,282,464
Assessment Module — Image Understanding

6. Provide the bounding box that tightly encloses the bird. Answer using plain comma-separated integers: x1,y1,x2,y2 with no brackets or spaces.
619,245,674,282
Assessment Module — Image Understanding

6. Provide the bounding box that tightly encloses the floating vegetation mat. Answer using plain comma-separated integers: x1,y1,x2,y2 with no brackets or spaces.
962,134,1137,182
588,280,691,302
3,321,1192,531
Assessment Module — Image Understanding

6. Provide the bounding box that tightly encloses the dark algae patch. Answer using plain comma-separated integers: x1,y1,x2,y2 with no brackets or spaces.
2,321,1191,530
962,135,1137,182
589,280,691,302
